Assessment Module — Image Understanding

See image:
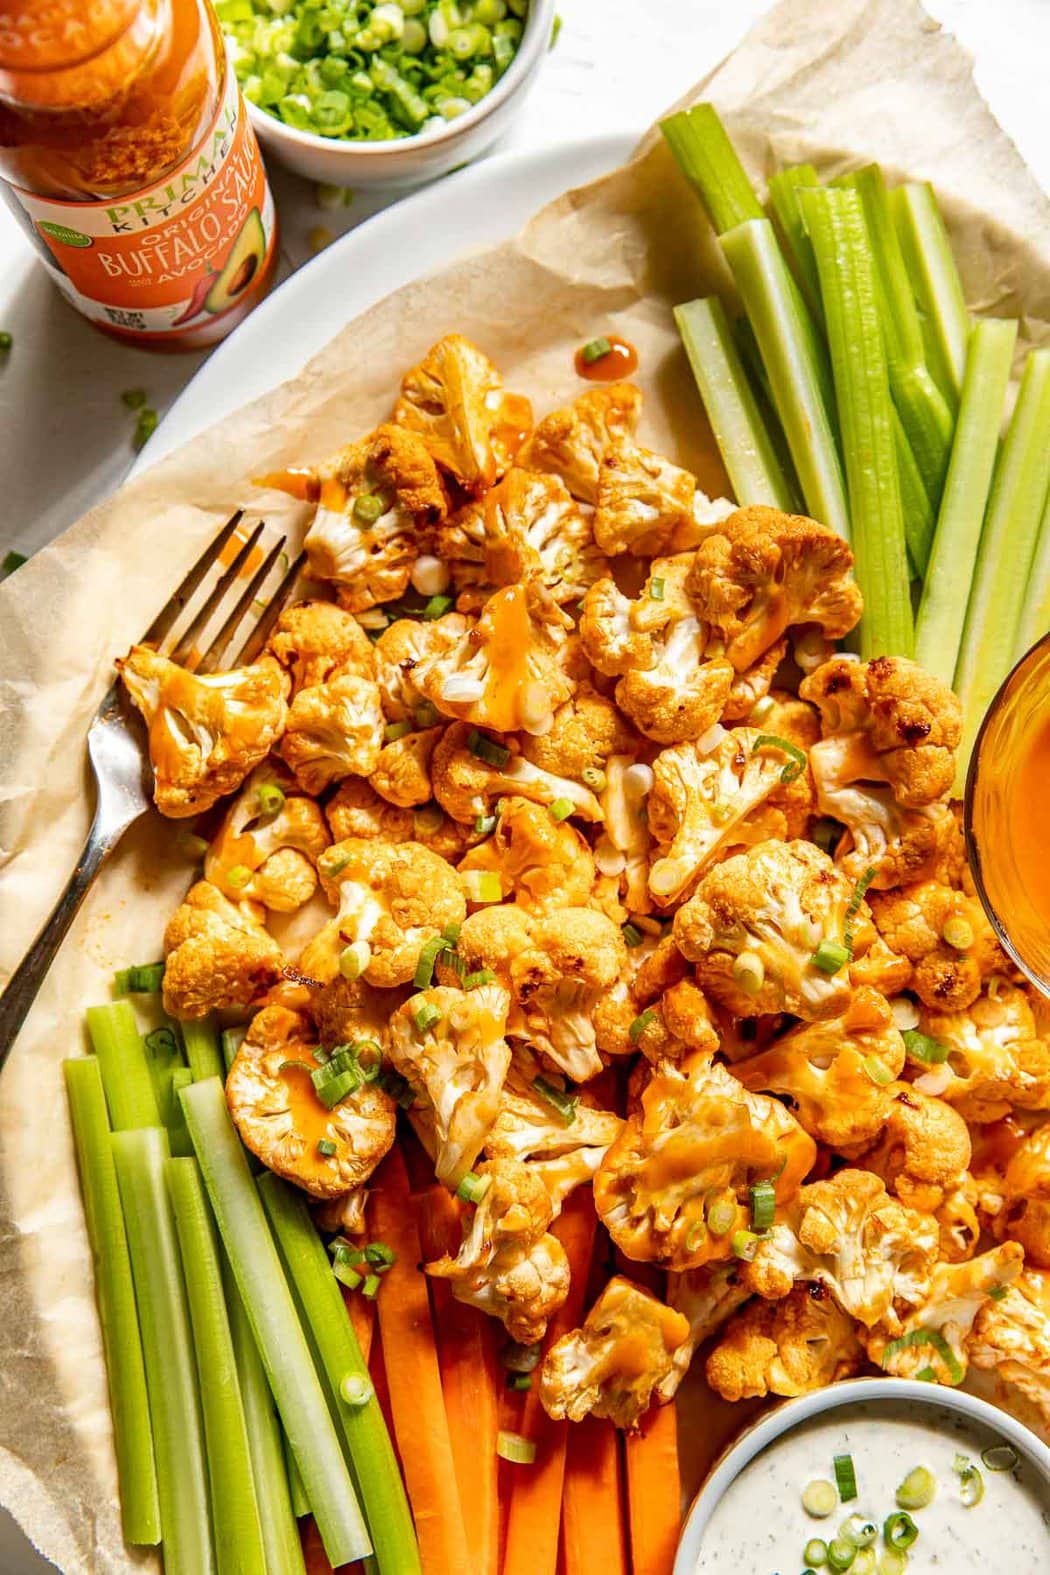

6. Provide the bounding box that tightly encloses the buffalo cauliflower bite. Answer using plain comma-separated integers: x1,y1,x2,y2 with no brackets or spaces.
580,555,734,744
373,614,470,722
266,600,375,695
859,1086,978,1260
431,722,602,825
518,683,638,782
309,972,394,1053
655,1262,753,1401
539,1276,690,1429
325,776,414,843
117,646,288,818
705,1283,864,1402
687,507,862,674
647,727,798,906
626,976,720,1070
593,436,733,557
485,1055,624,1164
278,666,385,794
743,1170,939,1329
735,987,906,1154
866,1243,1023,1384
969,1269,1050,1428
993,1121,1050,1268
593,1060,815,1271
459,797,596,911
595,754,655,916
414,585,574,737
672,839,861,1021
204,762,330,912
304,424,447,611
369,725,443,808
508,908,628,1081
387,985,512,1185
392,334,531,492
162,880,284,1019
424,1156,569,1341
225,1005,395,1199
301,838,466,988
518,382,642,504
454,905,533,988
868,880,1004,1010
911,985,1050,1123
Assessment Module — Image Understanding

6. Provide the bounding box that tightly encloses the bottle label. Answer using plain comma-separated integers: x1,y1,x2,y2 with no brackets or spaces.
7,68,276,337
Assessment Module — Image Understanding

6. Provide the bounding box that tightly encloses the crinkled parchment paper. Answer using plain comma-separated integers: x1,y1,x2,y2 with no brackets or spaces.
2,0,1049,1567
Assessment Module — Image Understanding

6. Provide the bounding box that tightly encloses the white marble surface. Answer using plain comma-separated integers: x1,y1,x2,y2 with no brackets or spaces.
1,0,1049,1567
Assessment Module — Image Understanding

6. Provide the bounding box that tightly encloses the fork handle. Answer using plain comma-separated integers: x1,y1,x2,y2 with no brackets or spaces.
0,814,122,1070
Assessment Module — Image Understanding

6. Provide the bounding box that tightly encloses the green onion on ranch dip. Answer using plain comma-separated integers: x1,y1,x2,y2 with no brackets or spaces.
692,1400,1049,1573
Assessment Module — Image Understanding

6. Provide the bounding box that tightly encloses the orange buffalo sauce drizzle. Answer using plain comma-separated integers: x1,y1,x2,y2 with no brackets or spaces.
256,466,321,503
477,583,537,733
218,518,265,577
1010,713,1050,924
574,335,639,382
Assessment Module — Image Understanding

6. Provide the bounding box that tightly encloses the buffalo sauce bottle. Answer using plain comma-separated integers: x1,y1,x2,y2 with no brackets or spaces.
0,0,277,347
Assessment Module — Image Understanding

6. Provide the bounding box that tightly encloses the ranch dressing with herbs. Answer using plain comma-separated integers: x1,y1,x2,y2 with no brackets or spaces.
693,1399,1050,1573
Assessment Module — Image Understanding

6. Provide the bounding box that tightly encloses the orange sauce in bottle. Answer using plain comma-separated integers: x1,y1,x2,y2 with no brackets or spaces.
0,0,277,348
574,334,639,382
1009,713,1050,921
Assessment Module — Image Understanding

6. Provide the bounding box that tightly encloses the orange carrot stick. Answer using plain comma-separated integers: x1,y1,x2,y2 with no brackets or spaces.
370,1148,472,1575
624,1401,682,1575
414,1186,501,1575
501,1190,598,1575
561,1416,627,1575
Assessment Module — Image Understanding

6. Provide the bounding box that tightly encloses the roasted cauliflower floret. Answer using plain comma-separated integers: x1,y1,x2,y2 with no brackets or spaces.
594,1060,815,1271
325,776,414,843
518,683,638,782
204,762,329,912
673,839,860,1021
369,725,443,808
868,880,1004,1010
508,908,628,1081
969,1268,1050,1427
860,1086,978,1260
655,1262,753,1401
744,1170,939,1330
580,556,733,744
431,722,602,826
309,972,393,1053
387,985,511,1185
594,754,655,917
373,614,470,723
593,436,733,557
993,1121,1050,1268
539,1276,690,1429
392,333,531,492
304,424,447,611
627,975,720,1070
413,585,574,737
424,1156,568,1341
277,666,384,794
647,727,800,906
911,985,1050,1123
705,1283,864,1402
866,1243,1023,1385
459,796,596,912
454,905,533,987
687,506,862,673
485,1054,624,1165
225,1005,395,1198
301,838,466,988
518,383,642,504
266,600,375,696
162,880,285,1019
117,646,288,818
735,987,906,1154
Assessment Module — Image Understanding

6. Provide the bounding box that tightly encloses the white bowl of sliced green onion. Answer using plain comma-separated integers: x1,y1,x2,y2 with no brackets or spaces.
674,1378,1050,1575
220,0,557,188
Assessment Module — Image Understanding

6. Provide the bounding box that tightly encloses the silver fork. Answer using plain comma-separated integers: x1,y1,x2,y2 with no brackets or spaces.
0,510,304,1065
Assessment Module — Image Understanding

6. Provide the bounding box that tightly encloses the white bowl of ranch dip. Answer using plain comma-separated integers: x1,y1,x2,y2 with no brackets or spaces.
674,1378,1050,1575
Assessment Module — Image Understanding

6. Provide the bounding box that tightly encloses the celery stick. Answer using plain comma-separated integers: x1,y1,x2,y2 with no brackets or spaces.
87,1002,160,1130
954,347,1050,782
1015,487,1050,659
767,163,824,322
674,298,797,511
143,1019,185,1121
916,317,1017,682
800,186,914,658
660,104,764,235
223,1258,307,1575
720,218,850,538
894,408,936,577
182,1018,225,1083
111,1127,213,1575
284,1430,311,1519
733,315,805,506
259,1173,421,1575
63,1060,160,1546
179,1077,371,1568
167,1158,267,1575
842,166,955,504
891,181,971,403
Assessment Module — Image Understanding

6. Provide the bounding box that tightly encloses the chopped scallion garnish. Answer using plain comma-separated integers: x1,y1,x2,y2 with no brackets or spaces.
456,1171,491,1204
467,728,511,768
114,962,165,996
496,1429,536,1464
422,594,454,620
474,812,497,836
883,1510,919,1550
802,1479,838,1519
384,720,413,743
649,576,666,600
895,1466,936,1511
532,1076,579,1127
622,922,644,948
980,1443,1019,1472
629,1008,657,1044
812,939,850,975
843,866,877,956
548,797,574,822
413,1003,441,1035
581,766,607,793
462,969,495,990
255,782,285,816
751,732,807,783
952,1455,984,1507
414,934,448,989
902,1030,949,1066
580,336,612,365
506,1372,532,1391
749,1179,776,1231
317,1139,337,1157
353,492,384,525
361,1273,381,1299
833,1453,858,1502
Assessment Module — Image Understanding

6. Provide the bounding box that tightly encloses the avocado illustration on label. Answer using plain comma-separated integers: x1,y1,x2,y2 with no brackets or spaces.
204,207,266,315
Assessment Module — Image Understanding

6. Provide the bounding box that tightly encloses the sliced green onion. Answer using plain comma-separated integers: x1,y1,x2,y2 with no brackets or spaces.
456,1171,492,1204
649,576,666,601
660,104,764,235
953,1455,984,1507
502,1339,543,1373
339,940,372,981
413,700,441,728
413,1002,442,1035
333,1262,363,1292
378,1066,415,1109
353,492,385,524
851,1552,876,1575
730,1229,761,1261
751,733,807,783
731,951,765,996
834,1453,858,1503
226,863,254,889
582,765,607,793
812,939,850,975
133,407,158,451
467,728,511,768
862,1054,896,1087
581,336,612,365
622,922,644,948
882,1327,964,1385
532,1076,579,1127
474,812,498,836
496,1429,537,1464
884,1510,919,1550
890,182,970,405
506,1373,532,1391
843,867,877,956
629,1008,657,1044
548,797,574,822
941,916,974,951
463,968,495,991
121,387,147,410
422,594,454,620
175,829,210,863
877,1551,908,1575
902,1029,949,1066
805,1537,830,1567
827,1536,856,1571
981,1443,1019,1472
364,1242,395,1272
706,1196,737,1237
320,849,353,879
841,1516,877,1549
340,1374,375,1407
414,934,448,989
803,1480,839,1519
317,1139,337,1157
464,869,504,905
915,1366,937,1383
114,961,166,996
384,720,413,743
256,782,286,817
442,922,462,944
361,1272,381,1299
749,1179,776,1231
87,1002,162,1131
895,1467,936,1511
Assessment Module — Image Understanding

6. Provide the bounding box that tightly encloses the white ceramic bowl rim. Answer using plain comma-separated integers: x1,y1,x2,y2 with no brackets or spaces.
673,1377,1050,1575
240,0,555,158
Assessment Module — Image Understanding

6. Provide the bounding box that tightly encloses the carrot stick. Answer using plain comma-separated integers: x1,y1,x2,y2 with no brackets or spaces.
561,1416,627,1575
501,1190,598,1575
301,1516,333,1575
624,1401,682,1575
414,1186,501,1575
368,1327,398,1460
370,1148,471,1575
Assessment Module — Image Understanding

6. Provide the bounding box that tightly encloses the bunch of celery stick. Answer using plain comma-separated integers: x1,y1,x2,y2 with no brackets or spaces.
64,997,419,1575
662,105,1050,782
